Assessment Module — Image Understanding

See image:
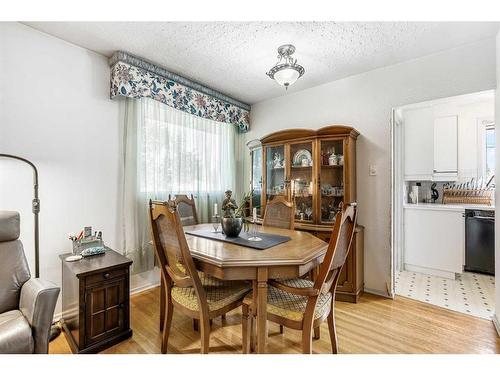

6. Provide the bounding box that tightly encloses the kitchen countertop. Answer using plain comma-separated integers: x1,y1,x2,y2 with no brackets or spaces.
403,203,495,211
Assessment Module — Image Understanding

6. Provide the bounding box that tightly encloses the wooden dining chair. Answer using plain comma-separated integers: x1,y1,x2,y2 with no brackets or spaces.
168,194,199,226
262,196,294,230
242,202,357,354
262,196,296,335
149,200,251,354
166,194,208,329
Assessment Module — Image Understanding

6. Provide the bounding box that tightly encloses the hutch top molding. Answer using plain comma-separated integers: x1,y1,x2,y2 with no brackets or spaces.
260,125,360,144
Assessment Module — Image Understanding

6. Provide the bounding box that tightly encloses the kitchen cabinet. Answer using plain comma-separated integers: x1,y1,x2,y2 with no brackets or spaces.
404,108,459,182
404,205,464,279
404,107,434,180
433,115,458,180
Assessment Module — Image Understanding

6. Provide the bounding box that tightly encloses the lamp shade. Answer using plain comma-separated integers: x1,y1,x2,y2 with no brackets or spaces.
266,44,305,89
273,67,300,87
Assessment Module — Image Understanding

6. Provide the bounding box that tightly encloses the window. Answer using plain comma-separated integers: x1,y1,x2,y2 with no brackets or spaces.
121,97,239,274
138,98,237,196
485,124,495,178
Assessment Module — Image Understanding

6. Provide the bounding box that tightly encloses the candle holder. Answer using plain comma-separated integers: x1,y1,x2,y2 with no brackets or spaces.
248,218,262,242
212,214,221,233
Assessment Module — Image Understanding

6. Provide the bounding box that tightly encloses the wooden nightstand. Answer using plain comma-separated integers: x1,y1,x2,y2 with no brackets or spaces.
59,249,133,353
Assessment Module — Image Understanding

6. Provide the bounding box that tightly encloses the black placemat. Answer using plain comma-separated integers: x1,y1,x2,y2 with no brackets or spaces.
185,229,291,250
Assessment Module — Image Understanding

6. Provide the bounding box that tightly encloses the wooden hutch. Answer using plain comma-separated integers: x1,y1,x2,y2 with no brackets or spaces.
249,125,364,303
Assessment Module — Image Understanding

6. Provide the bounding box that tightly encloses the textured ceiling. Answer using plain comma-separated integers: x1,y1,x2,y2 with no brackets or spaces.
24,22,500,104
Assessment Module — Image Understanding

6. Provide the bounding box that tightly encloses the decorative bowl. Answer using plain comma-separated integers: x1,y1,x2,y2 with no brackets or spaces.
221,217,243,237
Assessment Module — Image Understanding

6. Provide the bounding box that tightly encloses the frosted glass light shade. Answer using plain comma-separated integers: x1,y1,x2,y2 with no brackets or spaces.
273,68,300,87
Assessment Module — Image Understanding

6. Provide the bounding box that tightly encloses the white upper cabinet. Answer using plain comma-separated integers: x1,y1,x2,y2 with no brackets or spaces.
404,107,434,180
433,115,458,180
404,107,459,181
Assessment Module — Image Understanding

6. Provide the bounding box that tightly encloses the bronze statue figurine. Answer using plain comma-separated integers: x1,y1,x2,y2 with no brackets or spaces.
221,190,238,218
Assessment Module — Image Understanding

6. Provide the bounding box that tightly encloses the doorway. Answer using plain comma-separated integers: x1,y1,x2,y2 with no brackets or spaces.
391,90,496,320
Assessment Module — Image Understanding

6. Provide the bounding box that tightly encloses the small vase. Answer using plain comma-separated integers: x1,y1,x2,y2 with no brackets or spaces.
328,154,337,166
221,217,243,237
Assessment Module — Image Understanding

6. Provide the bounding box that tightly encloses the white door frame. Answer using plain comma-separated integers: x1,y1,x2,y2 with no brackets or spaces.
390,108,405,298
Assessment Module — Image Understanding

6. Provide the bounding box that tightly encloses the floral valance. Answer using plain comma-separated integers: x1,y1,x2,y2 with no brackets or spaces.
109,51,250,132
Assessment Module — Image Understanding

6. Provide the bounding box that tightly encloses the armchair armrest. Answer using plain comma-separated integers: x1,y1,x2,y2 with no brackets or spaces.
19,278,60,354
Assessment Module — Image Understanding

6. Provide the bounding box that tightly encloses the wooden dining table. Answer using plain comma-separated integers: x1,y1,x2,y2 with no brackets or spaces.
159,223,328,353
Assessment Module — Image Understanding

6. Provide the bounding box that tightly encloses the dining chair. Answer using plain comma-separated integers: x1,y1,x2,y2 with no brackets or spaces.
262,196,296,335
149,200,251,354
242,202,357,354
166,194,224,330
262,196,294,230
168,194,199,226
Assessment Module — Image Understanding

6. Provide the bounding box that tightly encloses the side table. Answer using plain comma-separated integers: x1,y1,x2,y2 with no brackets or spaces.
59,248,133,353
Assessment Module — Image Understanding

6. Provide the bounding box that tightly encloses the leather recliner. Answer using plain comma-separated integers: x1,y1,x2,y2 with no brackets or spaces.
0,211,60,354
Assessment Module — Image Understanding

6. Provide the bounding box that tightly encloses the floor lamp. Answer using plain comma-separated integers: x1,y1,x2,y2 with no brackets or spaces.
0,153,61,340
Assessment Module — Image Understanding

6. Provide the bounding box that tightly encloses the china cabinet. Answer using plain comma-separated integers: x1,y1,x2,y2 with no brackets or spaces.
250,125,363,302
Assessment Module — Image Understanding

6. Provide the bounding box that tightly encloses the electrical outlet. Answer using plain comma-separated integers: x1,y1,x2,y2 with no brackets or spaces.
369,164,377,176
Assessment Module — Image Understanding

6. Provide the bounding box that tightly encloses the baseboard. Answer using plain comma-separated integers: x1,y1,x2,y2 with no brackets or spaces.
493,314,500,338
405,263,456,279
364,287,391,298
130,281,160,295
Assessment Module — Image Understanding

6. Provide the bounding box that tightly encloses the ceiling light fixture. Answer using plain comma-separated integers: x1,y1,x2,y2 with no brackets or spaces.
266,44,305,90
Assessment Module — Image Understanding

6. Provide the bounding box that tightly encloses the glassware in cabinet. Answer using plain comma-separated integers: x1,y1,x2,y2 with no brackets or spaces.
289,141,314,223
319,139,345,225
265,144,286,200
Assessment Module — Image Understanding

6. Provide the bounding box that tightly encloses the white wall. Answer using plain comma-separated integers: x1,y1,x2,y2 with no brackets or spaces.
249,38,497,295
0,22,123,315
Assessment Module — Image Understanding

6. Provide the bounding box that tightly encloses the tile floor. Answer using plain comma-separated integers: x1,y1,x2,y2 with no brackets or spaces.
395,270,495,320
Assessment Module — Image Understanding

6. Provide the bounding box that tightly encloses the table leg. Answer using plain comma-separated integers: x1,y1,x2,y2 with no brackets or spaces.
256,267,268,354
160,275,165,331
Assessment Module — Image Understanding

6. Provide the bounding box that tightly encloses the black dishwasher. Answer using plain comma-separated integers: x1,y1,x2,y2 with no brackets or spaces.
464,209,495,275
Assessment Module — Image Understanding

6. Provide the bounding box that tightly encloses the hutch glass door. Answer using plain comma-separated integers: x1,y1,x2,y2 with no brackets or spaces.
290,141,314,223
251,146,263,217
265,144,286,200
319,139,345,224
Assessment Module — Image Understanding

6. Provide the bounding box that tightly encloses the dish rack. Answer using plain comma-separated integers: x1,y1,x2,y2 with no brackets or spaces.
442,188,493,205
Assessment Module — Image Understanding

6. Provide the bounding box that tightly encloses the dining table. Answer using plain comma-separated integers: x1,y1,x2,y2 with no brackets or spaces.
159,223,329,354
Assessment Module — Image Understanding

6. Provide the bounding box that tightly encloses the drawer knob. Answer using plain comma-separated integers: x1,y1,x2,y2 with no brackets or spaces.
103,273,110,279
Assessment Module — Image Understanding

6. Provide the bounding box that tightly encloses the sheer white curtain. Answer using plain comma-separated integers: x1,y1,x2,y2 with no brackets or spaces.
120,97,239,273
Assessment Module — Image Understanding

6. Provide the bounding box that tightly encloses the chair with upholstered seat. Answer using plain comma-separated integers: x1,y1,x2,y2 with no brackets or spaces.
149,200,251,354
242,203,357,354
165,194,222,330
262,196,296,336
262,196,294,230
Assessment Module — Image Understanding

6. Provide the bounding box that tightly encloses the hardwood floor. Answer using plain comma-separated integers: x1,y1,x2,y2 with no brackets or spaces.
50,286,500,354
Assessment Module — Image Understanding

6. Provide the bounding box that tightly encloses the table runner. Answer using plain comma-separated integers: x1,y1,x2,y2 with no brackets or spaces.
184,229,291,250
